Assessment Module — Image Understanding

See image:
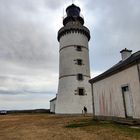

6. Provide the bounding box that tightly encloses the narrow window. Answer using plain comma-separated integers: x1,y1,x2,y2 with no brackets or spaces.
76,46,82,51
77,59,82,65
122,86,129,92
77,73,83,81
78,88,84,96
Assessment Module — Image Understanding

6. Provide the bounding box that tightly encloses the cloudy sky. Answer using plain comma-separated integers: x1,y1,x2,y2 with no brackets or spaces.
0,0,140,110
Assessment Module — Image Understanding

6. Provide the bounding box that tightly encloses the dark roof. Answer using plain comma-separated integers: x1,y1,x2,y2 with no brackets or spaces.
50,97,57,102
66,4,81,13
89,50,140,83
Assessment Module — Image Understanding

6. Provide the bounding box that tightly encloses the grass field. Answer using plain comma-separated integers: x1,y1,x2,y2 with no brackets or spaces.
0,114,140,140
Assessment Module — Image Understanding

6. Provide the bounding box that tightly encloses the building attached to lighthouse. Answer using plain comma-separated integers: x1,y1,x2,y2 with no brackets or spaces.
51,4,92,114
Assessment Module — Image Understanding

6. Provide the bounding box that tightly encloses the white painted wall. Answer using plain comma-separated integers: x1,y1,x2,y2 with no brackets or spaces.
56,76,92,114
92,64,140,119
59,46,90,77
60,32,88,48
50,99,56,113
56,31,92,114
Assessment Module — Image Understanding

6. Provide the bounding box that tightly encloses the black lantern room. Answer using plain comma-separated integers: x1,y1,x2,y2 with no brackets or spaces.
63,4,84,26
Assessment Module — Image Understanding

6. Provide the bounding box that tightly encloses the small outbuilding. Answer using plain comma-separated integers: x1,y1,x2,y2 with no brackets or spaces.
50,97,57,113
89,49,140,120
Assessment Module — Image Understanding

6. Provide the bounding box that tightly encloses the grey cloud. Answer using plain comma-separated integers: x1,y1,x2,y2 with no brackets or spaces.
45,0,64,9
0,72,58,94
0,90,22,95
0,89,55,95
0,0,139,109
0,0,63,13
0,0,59,70
86,0,140,71
0,26,58,69
0,93,55,110
0,0,62,109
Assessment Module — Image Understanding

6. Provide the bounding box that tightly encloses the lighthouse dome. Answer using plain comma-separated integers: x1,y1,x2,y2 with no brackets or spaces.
63,4,84,26
66,4,80,17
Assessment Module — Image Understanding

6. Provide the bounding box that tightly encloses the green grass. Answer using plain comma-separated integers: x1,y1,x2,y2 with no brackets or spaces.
66,119,99,128
114,123,140,138
66,119,140,138
66,119,113,128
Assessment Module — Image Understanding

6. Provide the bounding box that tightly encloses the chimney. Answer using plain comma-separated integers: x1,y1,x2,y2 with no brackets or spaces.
120,48,132,61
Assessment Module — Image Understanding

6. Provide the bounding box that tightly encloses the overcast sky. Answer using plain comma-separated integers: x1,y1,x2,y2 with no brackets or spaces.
0,0,140,110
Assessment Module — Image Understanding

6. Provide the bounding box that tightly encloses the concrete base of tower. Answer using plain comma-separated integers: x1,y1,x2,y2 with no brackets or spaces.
55,106,93,114
55,77,93,114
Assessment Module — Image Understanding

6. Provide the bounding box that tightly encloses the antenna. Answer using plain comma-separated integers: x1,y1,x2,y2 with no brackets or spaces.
62,7,64,19
72,0,74,4
63,8,64,17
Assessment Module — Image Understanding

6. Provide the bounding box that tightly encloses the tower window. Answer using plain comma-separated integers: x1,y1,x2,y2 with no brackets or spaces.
77,73,83,81
77,59,82,65
76,46,82,51
78,88,84,96
122,86,129,92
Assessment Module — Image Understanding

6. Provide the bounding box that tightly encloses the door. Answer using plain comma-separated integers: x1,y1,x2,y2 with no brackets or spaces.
122,86,133,118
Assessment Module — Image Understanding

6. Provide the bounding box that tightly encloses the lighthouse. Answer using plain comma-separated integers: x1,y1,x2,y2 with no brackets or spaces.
55,4,92,114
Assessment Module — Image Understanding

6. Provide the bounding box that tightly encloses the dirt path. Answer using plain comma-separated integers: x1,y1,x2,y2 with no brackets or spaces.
0,114,139,140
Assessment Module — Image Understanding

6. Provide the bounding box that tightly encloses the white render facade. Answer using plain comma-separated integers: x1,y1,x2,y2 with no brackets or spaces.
50,98,56,113
89,50,140,119
55,4,92,114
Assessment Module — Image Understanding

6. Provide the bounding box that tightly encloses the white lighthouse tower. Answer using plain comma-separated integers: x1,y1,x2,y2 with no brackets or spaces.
55,4,92,114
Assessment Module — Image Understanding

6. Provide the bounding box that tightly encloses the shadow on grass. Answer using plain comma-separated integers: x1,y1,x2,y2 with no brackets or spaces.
65,119,140,138
65,119,99,128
